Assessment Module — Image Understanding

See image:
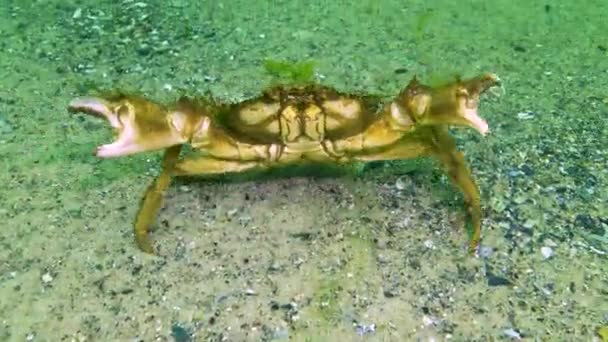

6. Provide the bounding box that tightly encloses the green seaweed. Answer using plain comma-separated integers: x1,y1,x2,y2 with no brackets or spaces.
263,58,317,84
412,9,434,66
413,9,434,43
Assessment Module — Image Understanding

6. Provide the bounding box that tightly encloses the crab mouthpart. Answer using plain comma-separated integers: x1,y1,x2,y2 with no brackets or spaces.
69,97,141,158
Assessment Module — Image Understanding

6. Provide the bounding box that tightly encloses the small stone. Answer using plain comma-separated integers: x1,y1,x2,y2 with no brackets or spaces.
487,274,511,287
517,111,534,120
513,195,527,204
422,315,436,326
41,272,53,283
540,246,554,259
543,239,557,247
376,253,390,264
395,177,406,190
355,323,376,336
383,287,398,298
520,164,534,176
503,328,521,339
244,288,257,296
479,246,493,258
508,169,523,178
268,262,281,272
170,324,191,342
522,220,536,229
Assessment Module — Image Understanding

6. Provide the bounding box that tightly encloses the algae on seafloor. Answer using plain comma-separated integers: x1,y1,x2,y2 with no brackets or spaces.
263,58,317,84
292,229,379,338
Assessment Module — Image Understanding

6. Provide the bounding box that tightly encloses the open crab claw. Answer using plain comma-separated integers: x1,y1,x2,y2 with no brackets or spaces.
455,72,500,135
68,95,191,158
406,72,500,136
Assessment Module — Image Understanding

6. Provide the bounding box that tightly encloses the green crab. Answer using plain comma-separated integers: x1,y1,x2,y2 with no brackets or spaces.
68,72,499,254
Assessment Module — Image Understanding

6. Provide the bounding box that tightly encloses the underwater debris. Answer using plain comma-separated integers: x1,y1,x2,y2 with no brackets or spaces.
354,322,376,336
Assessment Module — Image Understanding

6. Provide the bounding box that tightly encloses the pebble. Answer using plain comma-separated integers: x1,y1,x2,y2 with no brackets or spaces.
479,246,493,258
72,8,82,19
503,328,522,339
355,323,376,336
376,253,390,264
487,274,511,287
422,315,440,327
520,164,534,176
543,239,557,247
41,273,53,283
170,324,191,342
540,246,554,259
395,177,406,190
517,111,534,120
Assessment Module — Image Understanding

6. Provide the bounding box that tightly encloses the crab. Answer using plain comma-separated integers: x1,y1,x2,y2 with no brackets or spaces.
68,72,499,255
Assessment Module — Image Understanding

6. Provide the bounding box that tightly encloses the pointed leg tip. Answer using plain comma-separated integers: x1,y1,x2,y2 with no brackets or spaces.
136,236,156,255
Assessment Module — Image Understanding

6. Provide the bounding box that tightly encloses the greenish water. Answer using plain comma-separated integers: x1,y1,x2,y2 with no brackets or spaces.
0,1,606,341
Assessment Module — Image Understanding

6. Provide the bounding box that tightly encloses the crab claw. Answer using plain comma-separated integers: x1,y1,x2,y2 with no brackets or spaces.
404,73,500,136
456,73,500,135
69,95,191,158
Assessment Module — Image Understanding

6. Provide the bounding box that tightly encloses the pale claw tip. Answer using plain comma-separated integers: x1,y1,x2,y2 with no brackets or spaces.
68,97,112,118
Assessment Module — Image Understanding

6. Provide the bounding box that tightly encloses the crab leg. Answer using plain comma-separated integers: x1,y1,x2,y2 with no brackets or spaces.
347,129,481,254
173,156,262,176
134,145,182,253
428,127,481,254
345,136,431,161
135,153,266,253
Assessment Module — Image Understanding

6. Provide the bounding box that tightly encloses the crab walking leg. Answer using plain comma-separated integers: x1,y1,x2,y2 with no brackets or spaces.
345,137,431,161
134,145,183,253
347,129,481,254
173,156,262,176
135,148,267,253
429,128,482,254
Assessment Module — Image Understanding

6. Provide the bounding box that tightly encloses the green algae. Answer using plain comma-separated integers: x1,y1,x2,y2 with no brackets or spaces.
263,59,317,84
